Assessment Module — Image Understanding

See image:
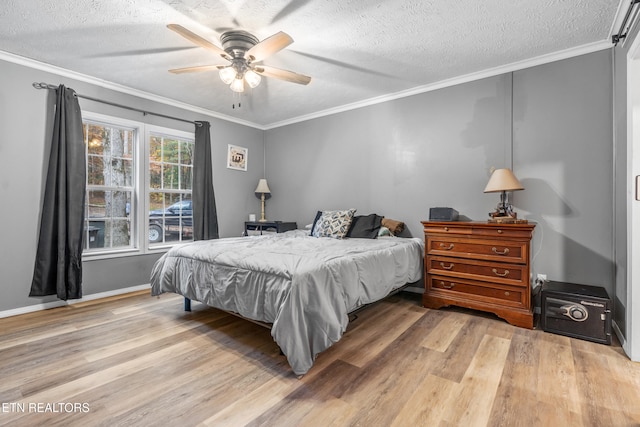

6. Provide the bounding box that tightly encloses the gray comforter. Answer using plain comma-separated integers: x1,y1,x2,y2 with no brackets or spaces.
150,229,423,375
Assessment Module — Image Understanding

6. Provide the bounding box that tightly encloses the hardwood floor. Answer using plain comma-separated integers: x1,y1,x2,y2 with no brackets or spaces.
1,290,639,426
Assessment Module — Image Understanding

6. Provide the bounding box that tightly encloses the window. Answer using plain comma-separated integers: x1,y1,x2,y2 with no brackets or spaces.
148,133,194,245
81,113,194,256
83,120,134,251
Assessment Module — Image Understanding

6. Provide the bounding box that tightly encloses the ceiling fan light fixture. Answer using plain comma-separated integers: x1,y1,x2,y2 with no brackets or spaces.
244,69,261,88
167,25,311,94
230,76,245,93
219,66,236,85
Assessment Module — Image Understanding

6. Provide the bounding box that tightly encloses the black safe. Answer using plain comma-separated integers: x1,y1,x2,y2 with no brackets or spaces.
540,281,612,345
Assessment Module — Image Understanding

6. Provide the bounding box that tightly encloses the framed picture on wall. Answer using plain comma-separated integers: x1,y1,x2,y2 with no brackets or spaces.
227,144,248,171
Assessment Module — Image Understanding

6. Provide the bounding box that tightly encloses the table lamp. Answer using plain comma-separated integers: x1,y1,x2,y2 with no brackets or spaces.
254,179,271,222
484,168,524,220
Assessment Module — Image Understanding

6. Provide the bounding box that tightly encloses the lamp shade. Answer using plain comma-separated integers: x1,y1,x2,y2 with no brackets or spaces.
219,67,236,84
484,168,524,193
230,77,245,93
244,70,262,88
255,179,271,194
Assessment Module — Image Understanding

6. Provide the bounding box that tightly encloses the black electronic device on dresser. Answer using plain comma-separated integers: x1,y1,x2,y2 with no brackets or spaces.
429,207,459,221
540,281,612,345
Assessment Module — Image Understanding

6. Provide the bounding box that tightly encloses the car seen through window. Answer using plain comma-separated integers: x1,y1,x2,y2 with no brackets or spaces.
148,200,193,243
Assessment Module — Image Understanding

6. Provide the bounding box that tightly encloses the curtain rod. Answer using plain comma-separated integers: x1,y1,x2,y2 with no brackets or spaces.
32,82,202,127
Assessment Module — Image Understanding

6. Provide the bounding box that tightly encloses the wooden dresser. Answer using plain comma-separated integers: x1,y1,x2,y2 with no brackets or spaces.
421,221,536,328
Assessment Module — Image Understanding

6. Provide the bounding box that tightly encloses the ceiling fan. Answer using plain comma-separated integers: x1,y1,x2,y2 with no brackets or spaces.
167,24,312,93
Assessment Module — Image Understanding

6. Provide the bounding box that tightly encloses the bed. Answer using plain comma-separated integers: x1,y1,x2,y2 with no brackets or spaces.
150,228,423,376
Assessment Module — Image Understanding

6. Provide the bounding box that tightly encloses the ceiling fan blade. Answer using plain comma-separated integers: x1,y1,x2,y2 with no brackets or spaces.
167,24,230,60
290,50,397,79
246,32,293,63
254,65,311,85
270,0,315,25
168,65,224,74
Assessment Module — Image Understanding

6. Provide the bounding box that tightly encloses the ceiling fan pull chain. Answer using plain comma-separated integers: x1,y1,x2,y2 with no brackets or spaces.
232,92,242,109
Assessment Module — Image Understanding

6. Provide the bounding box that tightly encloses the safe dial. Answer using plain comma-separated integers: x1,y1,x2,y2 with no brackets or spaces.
560,304,588,322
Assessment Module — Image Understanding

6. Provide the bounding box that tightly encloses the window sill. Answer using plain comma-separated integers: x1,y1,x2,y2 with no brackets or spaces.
82,241,192,261
83,248,156,261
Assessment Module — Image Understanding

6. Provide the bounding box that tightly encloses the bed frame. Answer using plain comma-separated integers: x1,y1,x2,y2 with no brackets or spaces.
181,282,412,327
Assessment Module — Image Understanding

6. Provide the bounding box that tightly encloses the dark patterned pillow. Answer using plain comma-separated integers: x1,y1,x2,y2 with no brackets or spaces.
347,214,383,239
309,210,323,236
312,209,356,238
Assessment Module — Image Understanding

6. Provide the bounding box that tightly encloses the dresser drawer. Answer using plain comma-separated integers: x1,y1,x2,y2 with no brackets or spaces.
428,276,526,307
427,256,527,287
426,236,528,263
423,224,472,235
471,226,533,239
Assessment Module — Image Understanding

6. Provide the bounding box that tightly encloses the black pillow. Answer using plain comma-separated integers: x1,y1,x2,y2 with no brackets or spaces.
347,214,383,239
309,210,322,235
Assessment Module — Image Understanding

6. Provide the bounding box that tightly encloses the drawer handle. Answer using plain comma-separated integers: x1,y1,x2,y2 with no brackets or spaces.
439,243,454,250
444,227,449,231
439,281,455,289
439,262,454,270
492,247,510,255
497,229,503,234
492,268,510,277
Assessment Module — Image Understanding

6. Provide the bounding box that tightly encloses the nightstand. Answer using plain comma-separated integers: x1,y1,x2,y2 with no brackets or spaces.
421,221,535,328
244,221,297,235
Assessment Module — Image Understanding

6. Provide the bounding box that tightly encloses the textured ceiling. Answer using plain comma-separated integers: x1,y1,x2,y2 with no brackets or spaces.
0,0,623,128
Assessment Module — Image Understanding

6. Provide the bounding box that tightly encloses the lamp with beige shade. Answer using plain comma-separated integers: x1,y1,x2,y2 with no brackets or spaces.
484,168,525,222
255,179,271,222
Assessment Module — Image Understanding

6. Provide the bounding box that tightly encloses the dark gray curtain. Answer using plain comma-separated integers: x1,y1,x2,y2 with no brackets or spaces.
193,121,219,240
30,85,86,300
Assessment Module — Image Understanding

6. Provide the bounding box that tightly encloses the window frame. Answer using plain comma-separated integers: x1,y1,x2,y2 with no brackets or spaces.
81,112,195,260
144,125,195,250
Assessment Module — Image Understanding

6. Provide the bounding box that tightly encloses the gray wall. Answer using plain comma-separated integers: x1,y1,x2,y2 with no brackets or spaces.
265,74,511,236
266,50,614,295
0,58,264,313
513,51,613,289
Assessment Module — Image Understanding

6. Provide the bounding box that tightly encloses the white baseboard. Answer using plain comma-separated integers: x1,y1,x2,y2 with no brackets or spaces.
612,320,626,349
0,284,151,319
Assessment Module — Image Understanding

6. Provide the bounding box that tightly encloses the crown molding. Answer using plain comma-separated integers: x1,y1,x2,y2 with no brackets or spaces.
264,39,613,129
0,50,265,130
1,39,612,132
